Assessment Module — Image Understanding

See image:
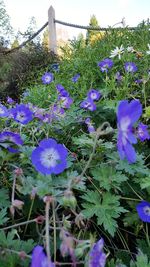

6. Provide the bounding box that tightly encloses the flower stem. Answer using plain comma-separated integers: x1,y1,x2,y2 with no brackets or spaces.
52,200,57,262
11,174,16,203
45,199,51,263
0,218,36,231
146,223,150,247
79,122,111,179
23,197,35,236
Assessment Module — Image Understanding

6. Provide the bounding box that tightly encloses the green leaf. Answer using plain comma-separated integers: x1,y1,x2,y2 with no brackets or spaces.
91,164,128,191
0,208,9,225
0,188,10,209
130,250,150,267
81,190,126,236
116,154,149,176
140,176,150,189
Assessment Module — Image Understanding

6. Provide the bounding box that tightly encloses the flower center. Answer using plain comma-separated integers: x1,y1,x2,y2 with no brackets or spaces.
138,129,144,137
143,206,150,216
45,76,51,82
16,112,26,122
40,148,60,168
91,93,97,99
126,65,133,72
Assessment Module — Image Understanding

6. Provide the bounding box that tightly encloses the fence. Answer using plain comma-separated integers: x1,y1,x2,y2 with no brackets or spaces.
1,5,149,55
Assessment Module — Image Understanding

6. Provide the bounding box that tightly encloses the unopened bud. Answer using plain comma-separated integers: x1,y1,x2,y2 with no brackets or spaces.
19,251,27,260
43,195,54,203
62,190,77,209
14,168,23,177
30,187,37,199
12,199,24,209
75,213,85,228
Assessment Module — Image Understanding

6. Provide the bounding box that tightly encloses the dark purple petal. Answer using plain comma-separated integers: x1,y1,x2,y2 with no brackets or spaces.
117,132,125,160
124,141,136,163
31,245,55,267
31,245,46,267
127,132,137,144
117,100,129,123
89,238,106,267
128,100,142,124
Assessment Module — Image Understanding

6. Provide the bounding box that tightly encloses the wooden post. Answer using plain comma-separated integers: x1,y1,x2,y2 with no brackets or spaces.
48,6,57,54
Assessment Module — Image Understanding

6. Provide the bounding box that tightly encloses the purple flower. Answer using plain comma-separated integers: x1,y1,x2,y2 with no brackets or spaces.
51,104,65,121
87,89,101,101
85,118,95,133
0,131,23,153
58,95,73,109
115,72,123,83
136,201,150,223
137,123,150,141
0,104,9,117
7,96,15,104
10,104,33,125
31,245,55,267
80,98,96,111
124,62,137,73
0,131,23,145
135,79,143,84
89,238,106,267
42,72,54,84
51,63,59,72
31,138,68,175
98,58,113,72
71,74,80,83
117,99,142,163
56,84,69,97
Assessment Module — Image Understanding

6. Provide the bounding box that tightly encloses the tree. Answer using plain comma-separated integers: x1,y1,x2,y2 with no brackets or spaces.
11,38,19,49
86,15,99,44
0,0,13,46
42,27,49,50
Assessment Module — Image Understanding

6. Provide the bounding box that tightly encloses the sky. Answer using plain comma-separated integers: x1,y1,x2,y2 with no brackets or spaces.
3,0,150,39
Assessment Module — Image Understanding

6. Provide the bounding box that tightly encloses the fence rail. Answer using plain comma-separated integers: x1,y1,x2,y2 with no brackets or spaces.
1,5,149,55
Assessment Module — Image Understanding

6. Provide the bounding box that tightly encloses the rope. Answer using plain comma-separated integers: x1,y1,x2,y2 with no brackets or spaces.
1,22,48,55
1,17,149,55
54,19,137,31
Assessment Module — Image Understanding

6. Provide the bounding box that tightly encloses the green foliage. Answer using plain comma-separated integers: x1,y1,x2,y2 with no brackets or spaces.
0,189,10,209
130,250,150,267
81,190,126,236
91,164,128,191
0,17,150,266
0,208,9,225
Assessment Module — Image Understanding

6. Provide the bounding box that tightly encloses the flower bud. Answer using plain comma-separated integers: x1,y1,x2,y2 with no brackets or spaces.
62,190,77,209
12,199,24,209
14,168,23,177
